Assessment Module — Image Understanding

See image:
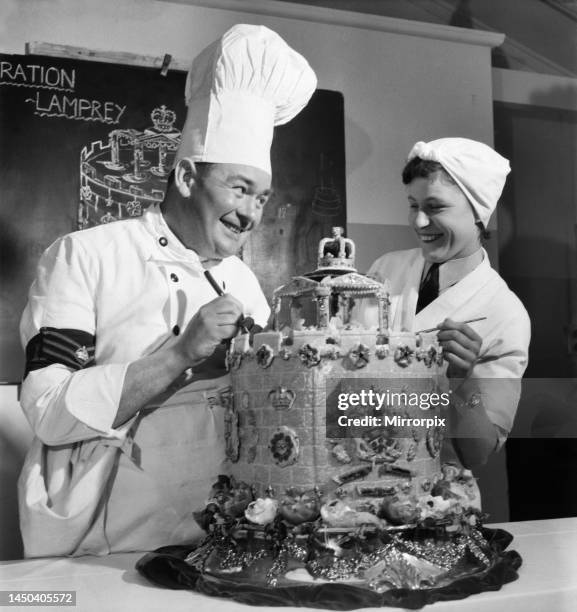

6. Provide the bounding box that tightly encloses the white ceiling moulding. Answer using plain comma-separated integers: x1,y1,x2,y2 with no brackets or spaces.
158,0,504,48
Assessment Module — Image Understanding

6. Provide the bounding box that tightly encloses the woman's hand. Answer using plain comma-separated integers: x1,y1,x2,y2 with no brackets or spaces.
437,317,482,378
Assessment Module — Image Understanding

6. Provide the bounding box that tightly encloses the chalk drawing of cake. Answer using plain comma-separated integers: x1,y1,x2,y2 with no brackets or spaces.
79,105,181,229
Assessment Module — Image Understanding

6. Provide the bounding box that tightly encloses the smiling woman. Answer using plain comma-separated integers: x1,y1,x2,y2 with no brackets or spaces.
366,137,530,472
405,163,482,264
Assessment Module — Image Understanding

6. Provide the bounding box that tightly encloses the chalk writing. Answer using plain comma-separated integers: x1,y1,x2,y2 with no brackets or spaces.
3,59,126,124
0,61,75,91
25,91,126,124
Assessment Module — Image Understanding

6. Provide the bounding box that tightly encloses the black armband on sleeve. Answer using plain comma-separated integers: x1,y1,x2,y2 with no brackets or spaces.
24,327,96,377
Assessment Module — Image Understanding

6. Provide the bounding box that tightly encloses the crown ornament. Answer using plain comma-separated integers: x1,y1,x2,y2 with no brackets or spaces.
150,105,177,133
268,386,296,411
317,226,356,272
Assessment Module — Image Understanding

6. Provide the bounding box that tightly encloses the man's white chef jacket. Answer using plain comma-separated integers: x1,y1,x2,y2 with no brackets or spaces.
18,204,270,557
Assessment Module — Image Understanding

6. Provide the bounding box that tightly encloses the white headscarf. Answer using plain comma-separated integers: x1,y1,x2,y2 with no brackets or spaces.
175,24,317,175
407,137,511,228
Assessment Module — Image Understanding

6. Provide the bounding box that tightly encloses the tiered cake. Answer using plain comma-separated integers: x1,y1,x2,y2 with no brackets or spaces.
185,229,500,596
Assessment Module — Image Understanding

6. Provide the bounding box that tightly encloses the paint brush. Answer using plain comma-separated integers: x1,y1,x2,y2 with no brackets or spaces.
204,269,225,297
416,316,487,334
203,269,250,334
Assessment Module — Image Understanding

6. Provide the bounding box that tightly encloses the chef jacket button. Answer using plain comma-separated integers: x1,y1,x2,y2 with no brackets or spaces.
159,236,168,246
170,273,179,282
172,325,180,336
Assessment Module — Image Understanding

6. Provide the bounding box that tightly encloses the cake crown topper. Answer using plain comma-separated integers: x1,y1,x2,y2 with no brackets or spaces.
271,228,389,332
317,226,356,271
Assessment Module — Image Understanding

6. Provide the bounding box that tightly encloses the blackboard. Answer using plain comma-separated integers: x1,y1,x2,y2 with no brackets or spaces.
0,52,346,382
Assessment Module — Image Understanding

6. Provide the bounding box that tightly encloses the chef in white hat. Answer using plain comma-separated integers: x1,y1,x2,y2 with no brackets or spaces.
18,24,316,557
366,137,530,469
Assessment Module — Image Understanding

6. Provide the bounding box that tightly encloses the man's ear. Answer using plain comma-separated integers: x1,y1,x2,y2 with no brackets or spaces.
174,158,197,198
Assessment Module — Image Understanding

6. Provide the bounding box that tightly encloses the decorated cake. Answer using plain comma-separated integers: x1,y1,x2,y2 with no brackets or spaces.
137,229,521,607
222,228,454,521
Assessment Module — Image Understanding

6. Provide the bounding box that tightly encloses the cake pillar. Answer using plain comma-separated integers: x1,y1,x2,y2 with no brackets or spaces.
272,296,281,331
315,287,330,328
341,295,352,326
377,291,389,335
